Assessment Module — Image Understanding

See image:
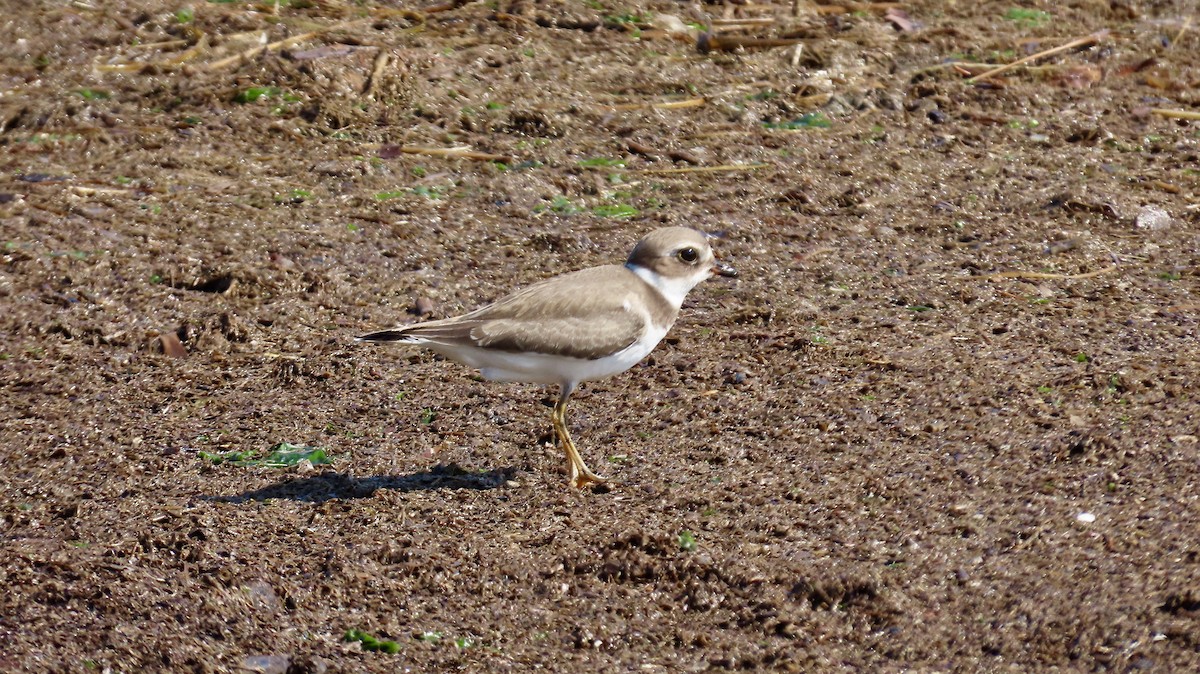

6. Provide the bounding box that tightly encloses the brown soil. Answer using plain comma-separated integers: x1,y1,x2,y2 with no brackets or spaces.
3,0,1200,671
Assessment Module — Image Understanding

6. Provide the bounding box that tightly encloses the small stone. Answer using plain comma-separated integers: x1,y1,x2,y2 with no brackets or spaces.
652,13,692,35
1135,205,1171,231
288,656,328,674
158,331,188,358
240,654,289,674
1076,512,1096,524
413,296,436,316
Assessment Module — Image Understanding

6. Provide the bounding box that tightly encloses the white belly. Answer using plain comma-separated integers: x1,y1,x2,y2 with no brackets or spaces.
430,324,668,386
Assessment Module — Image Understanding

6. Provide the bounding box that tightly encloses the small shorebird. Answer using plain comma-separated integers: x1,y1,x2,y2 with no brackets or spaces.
359,227,736,488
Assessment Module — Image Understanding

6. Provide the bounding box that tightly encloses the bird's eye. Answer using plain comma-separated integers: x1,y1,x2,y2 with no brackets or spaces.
678,247,699,263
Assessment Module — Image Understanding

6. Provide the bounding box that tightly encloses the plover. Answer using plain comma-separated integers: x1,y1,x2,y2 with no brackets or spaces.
359,227,736,488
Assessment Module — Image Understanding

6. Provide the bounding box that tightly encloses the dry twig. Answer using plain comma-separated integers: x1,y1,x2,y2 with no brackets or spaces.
1168,15,1193,50
805,2,904,14
207,18,373,70
1150,108,1200,121
635,163,769,174
698,32,802,54
966,30,1108,84
383,146,510,163
605,98,706,111
363,50,389,98
967,265,1118,282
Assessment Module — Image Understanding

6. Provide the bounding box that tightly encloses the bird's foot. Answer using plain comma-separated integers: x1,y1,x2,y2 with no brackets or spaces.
569,470,609,490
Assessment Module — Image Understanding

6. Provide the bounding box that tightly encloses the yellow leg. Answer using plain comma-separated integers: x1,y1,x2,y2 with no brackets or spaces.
553,384,606,489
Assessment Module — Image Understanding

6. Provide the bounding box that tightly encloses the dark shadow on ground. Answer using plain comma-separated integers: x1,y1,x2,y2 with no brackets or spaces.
205,464,516,503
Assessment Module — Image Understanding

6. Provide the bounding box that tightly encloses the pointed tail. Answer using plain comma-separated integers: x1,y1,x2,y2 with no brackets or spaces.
356,329,411,343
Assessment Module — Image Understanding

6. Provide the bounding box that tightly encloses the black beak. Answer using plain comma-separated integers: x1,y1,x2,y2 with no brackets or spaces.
713,261,737,278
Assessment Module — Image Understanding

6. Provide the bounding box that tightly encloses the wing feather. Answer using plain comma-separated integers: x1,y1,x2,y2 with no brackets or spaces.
361,265,675,360
471,310,642,359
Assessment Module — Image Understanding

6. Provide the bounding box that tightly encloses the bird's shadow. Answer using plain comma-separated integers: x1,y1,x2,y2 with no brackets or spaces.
204,464,516,504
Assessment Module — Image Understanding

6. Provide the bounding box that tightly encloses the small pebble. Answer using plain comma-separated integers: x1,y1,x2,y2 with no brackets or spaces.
240,655,290,674
1135,205,1171,231
1076,512,1096,524
414,296,436,316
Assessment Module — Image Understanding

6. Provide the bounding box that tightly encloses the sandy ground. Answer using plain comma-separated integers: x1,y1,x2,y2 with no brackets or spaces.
2,0,1199,671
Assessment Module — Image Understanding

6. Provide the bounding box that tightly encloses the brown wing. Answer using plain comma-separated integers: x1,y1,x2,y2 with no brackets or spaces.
470,309,643,359
386,265,667,360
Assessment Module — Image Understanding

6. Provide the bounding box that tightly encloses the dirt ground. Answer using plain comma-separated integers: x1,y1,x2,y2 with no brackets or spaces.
2,0,1199,671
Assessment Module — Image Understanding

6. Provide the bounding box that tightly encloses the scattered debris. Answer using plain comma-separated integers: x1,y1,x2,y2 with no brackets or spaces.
967,30,1109,84
158,331,188,358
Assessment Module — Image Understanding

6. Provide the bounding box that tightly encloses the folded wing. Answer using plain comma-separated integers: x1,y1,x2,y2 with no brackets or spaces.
360,265,656,361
